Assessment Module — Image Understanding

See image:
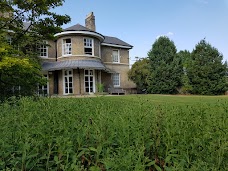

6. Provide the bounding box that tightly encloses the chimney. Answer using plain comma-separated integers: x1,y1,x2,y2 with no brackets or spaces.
85,12,96,31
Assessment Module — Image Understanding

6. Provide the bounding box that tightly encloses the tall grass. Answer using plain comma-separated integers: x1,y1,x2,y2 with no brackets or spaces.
0,95,227,170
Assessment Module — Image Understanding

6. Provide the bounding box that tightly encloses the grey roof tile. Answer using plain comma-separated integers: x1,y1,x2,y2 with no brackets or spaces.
103,36,133,48
64,24,92,31
42,60,107,71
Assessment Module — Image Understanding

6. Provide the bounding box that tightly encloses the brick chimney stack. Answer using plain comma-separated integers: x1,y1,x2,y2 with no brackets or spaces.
85,12,96,31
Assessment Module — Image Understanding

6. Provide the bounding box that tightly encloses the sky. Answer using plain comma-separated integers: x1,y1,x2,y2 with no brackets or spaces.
53,0,228,64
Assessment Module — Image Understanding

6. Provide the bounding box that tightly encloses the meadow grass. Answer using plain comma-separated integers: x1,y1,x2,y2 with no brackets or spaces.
0,95,227,171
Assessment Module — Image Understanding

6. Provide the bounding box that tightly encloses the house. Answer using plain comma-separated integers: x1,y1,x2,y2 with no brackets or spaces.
39,12,135,96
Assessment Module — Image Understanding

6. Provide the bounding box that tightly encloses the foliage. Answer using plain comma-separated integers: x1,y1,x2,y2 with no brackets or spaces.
177,50,192,94
128,58,150,92
147,36,183,94
0,0,70,100
0,95,227,170
187,39,228,95
96,83,104,93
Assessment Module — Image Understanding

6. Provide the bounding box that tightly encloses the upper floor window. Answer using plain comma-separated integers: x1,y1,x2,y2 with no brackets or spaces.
38,41,48,58
63,38,72,55
84,38,93,55
112,50,119,63
112,73,120,87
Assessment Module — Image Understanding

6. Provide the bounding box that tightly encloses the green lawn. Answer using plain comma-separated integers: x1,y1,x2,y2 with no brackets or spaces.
0,95,227,170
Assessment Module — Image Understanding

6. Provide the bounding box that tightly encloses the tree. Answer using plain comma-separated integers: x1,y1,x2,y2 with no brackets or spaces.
177,50,192,94
187,39,227,95
128,58,150,92
147,36,182,94
0,0,70,100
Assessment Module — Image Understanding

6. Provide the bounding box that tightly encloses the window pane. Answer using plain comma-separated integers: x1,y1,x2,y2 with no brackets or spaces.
112,73,120,86
85,48,92,55
84,38,93,55
66,39,71,43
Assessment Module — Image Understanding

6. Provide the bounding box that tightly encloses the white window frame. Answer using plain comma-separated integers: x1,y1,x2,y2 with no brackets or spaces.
112,49,120,63
84,69,95,93
112,73,120,87
84,37,94,56
38,40,48,58
38,74,49,96
62,38,72,56
63,69,73,95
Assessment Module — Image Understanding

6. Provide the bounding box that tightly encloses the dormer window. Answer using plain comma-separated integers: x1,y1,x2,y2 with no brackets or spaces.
38,40,48,58
84,38,93,55
63,38,72,55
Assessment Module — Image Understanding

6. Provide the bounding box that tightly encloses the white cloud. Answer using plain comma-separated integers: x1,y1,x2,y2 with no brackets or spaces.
167,32,174,36
156,32,174,39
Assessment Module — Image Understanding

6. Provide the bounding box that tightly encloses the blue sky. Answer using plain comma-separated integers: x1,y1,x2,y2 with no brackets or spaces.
53,0,228,64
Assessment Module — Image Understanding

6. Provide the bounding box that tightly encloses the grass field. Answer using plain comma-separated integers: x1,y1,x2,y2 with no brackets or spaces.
0,95,227,170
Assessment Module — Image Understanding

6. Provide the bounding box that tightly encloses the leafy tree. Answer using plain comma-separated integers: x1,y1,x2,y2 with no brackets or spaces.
0,0,70,100
177,50,192,94
147,36,182,94
187,39,227,95
128,58,150,92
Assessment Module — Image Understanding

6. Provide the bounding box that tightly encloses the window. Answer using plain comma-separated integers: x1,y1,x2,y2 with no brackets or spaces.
112,73,120,87
38,74,49,96
112,50,119,63
7,36,12,45
38,41,48,58
64,70,73,94
84,38,93,55
84,70,94,93
12,86,21,94
63,38,72,55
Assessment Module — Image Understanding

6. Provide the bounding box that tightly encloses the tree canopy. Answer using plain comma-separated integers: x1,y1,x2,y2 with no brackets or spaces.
147,36,182,94
128,58,150,92
187,39,227,95
0,0,70,100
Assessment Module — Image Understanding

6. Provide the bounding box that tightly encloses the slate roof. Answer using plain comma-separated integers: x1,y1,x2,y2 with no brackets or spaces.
63,24,133,48
64,24,92,32
42,60,107,71
103,36,133,48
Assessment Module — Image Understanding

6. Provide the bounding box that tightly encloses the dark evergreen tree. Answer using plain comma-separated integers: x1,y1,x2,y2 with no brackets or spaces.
147,36,182,94
187,39,227,95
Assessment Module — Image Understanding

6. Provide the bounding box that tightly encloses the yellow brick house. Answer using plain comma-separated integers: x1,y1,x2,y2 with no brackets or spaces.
39,12,135,95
